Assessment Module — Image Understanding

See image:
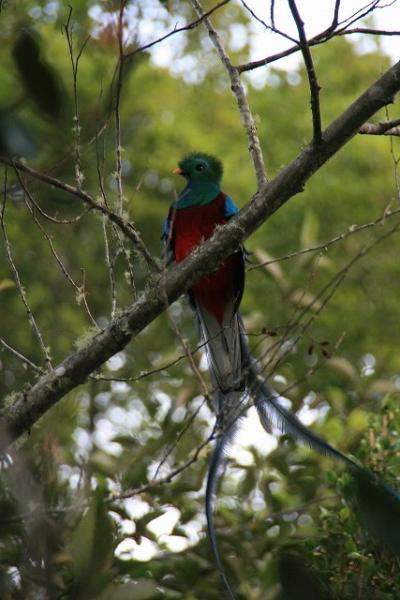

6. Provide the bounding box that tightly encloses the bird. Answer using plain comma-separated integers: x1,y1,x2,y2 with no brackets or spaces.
163,152,400,600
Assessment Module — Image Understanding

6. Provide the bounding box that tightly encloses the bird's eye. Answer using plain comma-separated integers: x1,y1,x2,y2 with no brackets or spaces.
196,164,205,171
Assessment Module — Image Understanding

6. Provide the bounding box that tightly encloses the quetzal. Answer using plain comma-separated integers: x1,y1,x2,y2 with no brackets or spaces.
163,152,400,600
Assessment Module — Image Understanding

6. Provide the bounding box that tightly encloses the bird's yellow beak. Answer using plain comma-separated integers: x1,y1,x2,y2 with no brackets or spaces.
173,167,184,175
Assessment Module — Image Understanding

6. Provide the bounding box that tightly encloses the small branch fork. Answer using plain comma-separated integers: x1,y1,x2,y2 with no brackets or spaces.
0,157,160,272
63,7,90,189
237,1,400,74
12,166,99,328
190,0,267,188
288,0,322,145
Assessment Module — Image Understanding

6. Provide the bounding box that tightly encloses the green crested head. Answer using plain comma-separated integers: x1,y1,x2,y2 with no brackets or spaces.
175,152,223,184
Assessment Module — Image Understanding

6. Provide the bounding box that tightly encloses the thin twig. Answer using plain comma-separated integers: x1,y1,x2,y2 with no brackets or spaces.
0,338,43,373
386,107,400,202
270,0,276,29
12,167,99,328
240,0,297,44
111,430,216,501
167,311,210,398
125,0,231,60
8,191,89,224
78,269,99,329
153,397,208,480
239,26,400,72
331,0,341,32
115,0,126,216
190,0,267,187
255,217,400,386
288,0,322,144
0,156,160,272
91,336,209,382
249,206,400,270
102,216,118,318
1,169,52,369
63,7,90,189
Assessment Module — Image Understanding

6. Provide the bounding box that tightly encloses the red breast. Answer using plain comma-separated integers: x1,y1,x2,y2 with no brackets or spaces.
172,193,237,324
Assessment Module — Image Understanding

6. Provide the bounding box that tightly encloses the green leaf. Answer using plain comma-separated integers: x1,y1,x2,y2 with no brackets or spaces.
12,28,63,120
70,486,114,598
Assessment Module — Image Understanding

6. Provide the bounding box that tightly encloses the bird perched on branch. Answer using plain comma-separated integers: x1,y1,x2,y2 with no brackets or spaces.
163,152,400,600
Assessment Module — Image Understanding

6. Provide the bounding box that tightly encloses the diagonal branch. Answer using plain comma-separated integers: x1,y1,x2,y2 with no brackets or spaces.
124,0,231,60
238,28,400,74
190,0,267,187
1,59,400,451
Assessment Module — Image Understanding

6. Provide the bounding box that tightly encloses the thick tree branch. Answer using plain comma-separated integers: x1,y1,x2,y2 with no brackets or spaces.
1,59,399,451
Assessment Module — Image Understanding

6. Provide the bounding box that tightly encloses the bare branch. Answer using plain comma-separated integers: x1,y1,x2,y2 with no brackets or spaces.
249,206,400,270
238,26,400,74
12,167,99,328
102,217,118,319
0,157,160,272
1,170,52,370
113,430,216,501
153,397,208,480
190,0,267,187
359,118,400,135
63,7,90,189
114,1,126,217
255,221,400,388
125,0,231,60
331,0,341,31
341,26,400,36
240,0,297,44
91,337,210,382
288,0,322,144
270,0,276,29
0,338,43,373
